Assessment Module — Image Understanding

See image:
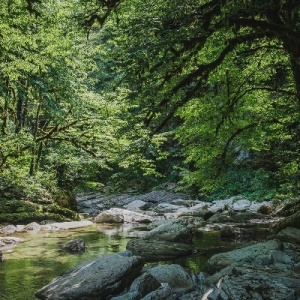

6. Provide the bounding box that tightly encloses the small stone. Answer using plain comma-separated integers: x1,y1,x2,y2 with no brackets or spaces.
62,238,86,253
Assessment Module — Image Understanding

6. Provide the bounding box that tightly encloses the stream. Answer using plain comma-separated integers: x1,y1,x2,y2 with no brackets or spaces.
0,223,267,300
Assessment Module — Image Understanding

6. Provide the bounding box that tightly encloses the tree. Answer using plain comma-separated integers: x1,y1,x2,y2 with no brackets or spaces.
99,0,300,197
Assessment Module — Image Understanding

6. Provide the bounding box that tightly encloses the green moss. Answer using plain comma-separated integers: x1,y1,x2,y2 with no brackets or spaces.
0,199,79,225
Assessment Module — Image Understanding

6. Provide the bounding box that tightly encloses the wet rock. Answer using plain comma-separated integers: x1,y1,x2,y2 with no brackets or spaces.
206,266,300,300
276,227,300,244
144,219,192,243
62,238,86,253
141,283,172,300
35,251,144,300
94,208,154,224
124,200,148,211
40,220,93,231
207,212,237,223
146,264,195,292
207,239,292,273
111,272,161,300
220,225,241,238
267,227,300,244
126,239,194,261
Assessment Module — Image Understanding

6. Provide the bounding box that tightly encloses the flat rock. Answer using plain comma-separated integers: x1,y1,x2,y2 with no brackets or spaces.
40,220,93,231
126,239,194,261
0,237,24,251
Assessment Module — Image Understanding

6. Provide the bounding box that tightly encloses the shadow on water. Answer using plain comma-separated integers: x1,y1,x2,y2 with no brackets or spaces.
0,223,269,299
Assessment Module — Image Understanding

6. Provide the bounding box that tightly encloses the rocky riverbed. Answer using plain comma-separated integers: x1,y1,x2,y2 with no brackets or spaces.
1,190,300,299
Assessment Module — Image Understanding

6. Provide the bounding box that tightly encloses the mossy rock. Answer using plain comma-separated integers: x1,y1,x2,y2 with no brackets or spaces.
0,199,79,225
55,192,77,211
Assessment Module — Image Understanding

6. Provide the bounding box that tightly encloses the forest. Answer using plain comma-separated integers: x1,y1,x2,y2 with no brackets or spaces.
0,0,300,223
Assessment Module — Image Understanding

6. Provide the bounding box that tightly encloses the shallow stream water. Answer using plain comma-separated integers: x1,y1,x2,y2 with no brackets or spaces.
0,223,267,300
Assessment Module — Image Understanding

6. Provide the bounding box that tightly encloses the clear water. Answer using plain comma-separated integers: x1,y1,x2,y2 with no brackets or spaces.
0,223,266,300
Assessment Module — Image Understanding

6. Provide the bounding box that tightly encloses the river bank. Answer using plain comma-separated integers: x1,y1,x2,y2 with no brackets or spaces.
1,190,300,299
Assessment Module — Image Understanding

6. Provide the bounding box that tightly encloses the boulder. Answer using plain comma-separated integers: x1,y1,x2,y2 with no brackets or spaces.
144,219,192,243
94,211,124,223
249,201,273,213
207,239,294,273
35,251,144,300
124,200,148,211
141,283,172,300
0,237,24,251
24,222,41,232
40,220,93,231
205,266,300,300
126,239,194,261
272,210,300,232
156,202,184,213
0,225,18,235
207,212,237,223
231,199,251,211
62,238,86,253
146,264,195,291
111,272,161,300
268,227,300,244
220,225,241,238
94,208,154,224
208,198,234,213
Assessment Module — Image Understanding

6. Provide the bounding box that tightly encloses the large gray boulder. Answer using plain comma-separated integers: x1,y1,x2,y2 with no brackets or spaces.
203,239,300,300
35,251,144,300
144,219,192,243
205,265,300,300
146,264,195,291
126,239,194,261
207,239,293,273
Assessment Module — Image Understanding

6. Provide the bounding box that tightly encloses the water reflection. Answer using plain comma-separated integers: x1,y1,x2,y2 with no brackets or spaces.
0,223,265,300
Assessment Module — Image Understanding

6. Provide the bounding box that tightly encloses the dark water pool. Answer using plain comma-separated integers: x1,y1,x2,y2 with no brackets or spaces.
0,223,267,300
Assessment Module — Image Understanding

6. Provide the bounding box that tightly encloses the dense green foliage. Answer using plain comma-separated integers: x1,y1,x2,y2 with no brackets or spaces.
101,0,300,199
0,0,300,223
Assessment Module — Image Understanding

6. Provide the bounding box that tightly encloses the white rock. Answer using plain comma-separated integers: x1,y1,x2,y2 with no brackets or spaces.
231,199,251,211
94,208,154,224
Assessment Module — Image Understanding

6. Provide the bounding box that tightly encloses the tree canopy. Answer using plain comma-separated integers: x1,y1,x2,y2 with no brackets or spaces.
0,0,300,212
